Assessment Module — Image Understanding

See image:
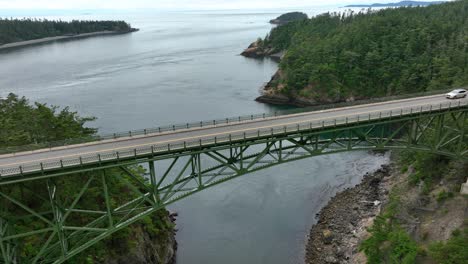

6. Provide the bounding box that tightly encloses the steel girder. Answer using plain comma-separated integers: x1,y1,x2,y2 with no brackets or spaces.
0,109,467,264
0,217,17,264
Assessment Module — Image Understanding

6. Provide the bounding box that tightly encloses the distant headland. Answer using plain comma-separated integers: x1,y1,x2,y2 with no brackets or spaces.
269,12,308,25
0,19,138,51
345,0,445,7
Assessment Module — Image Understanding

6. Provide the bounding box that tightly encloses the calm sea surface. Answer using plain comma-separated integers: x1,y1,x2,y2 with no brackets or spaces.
0,7,388,264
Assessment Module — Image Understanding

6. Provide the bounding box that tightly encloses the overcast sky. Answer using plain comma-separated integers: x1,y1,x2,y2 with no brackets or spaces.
0,0,426,10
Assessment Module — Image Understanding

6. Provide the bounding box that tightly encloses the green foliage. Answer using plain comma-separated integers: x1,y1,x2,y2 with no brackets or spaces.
398,109,468,192
371,110,468,263
360,191,419,263
0,94,96,147
270,12,308,24
400,165,409,173
0,18,132,44
399,150,451,191
0,94,173,262
436,190,454,202
408,171,422,186
263,1,468,100
429,228,468,264
360,216,418,263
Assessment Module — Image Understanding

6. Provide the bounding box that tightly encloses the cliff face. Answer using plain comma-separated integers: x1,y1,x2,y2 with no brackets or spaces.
241,40,285,60
241,41,326,107
242,41,353,107
255,69,356,107
105,226,177,264
269,12,308,25
241,40,275,58
101,212,177,264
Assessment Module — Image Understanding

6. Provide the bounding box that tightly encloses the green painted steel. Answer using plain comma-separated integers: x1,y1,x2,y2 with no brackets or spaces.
0,106,467,264
0,89,452,156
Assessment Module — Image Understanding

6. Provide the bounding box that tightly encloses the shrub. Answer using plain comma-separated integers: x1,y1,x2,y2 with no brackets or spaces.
360,189,419,263
436,190,454,203
360,216,418,263
429,229,468,264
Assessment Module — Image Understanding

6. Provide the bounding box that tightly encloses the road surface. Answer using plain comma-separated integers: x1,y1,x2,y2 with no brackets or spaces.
0,94,466,175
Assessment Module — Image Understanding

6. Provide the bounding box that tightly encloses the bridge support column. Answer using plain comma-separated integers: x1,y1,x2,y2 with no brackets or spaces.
47,179,68,258
0,215,17,264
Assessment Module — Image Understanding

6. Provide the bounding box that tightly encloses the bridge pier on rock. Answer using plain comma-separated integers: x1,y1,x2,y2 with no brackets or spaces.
0,97,467,263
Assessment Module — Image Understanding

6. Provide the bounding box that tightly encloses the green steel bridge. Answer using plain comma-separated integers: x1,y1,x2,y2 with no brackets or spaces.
0,94,467,263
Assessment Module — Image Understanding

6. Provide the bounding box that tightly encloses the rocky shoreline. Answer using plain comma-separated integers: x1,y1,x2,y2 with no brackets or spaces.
241,39,396,263
305,164,394,264
0,29,139,51
240,39,284,60
254,69,334,107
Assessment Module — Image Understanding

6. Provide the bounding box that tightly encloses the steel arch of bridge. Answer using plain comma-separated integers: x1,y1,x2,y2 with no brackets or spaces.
0,106,467,264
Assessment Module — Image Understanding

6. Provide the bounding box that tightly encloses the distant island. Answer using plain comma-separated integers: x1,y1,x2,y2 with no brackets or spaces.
269,12,308,25
345,0,445,7
0,19,138,50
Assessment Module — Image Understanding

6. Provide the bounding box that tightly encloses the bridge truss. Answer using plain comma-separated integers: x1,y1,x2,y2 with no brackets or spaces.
0,104,467,263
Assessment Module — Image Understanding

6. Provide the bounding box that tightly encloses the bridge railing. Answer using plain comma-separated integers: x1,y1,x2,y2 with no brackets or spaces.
0,88,458,155
1,100,466,178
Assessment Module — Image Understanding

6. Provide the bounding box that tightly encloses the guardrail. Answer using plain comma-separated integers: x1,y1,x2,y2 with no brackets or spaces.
0,89,458,155
1,100,466,178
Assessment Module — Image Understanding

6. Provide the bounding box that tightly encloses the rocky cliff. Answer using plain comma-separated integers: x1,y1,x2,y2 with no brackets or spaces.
240,39,282,59
101,211,177,264
255,69,356,107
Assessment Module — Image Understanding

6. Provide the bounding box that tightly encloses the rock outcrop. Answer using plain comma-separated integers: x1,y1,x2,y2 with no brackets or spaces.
241,40,277,59
255,70,324,107
255,69,360,107
104,212,177,264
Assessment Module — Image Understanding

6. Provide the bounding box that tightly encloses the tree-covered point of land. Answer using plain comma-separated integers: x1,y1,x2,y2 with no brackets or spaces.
0,18,133,45
0,94,175,263
270,12,308,25
263,0,468,101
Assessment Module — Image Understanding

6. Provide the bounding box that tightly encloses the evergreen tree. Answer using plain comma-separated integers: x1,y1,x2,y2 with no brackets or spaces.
262,0,468,100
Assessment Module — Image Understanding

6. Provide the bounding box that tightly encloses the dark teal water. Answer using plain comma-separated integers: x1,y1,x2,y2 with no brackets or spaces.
0,8,388,264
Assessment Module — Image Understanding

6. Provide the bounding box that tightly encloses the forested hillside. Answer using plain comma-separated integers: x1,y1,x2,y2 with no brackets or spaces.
259,0,468,102
0,19,133,44
0,94,176,263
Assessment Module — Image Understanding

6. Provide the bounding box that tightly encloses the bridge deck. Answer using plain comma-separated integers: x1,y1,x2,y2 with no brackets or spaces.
0,94,467,177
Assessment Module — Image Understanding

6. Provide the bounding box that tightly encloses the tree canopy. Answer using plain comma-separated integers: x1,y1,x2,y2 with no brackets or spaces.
0,93,96,147
270,12,308,25
263,0,468,101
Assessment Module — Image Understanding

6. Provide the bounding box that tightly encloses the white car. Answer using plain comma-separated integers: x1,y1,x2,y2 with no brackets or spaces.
446,89,467,99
